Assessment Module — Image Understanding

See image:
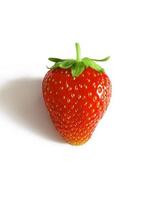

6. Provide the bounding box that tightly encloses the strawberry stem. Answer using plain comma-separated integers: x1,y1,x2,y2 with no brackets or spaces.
75,43,81,62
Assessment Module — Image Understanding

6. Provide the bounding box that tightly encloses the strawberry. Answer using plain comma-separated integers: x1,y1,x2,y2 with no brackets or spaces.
42,43,111,145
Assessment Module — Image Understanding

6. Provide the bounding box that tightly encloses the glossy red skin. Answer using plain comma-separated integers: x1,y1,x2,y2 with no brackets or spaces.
42,67,111,145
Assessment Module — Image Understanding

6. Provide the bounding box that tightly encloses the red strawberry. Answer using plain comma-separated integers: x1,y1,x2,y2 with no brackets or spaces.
42,43,111,145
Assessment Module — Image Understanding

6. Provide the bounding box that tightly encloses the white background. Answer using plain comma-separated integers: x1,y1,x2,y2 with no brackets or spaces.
0,0,150,199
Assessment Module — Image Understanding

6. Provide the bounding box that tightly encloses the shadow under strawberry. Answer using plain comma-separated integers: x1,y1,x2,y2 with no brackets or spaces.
0,77,64,143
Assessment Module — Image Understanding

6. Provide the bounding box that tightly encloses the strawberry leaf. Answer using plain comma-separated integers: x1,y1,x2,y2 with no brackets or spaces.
54,59,76,69
48,57,65,62
91,56,110,62
47,43,109,77
82,57,104,73
71,62,85,77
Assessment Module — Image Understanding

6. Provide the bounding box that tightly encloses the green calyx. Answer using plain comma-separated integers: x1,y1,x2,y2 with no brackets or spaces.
48,43,110,77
